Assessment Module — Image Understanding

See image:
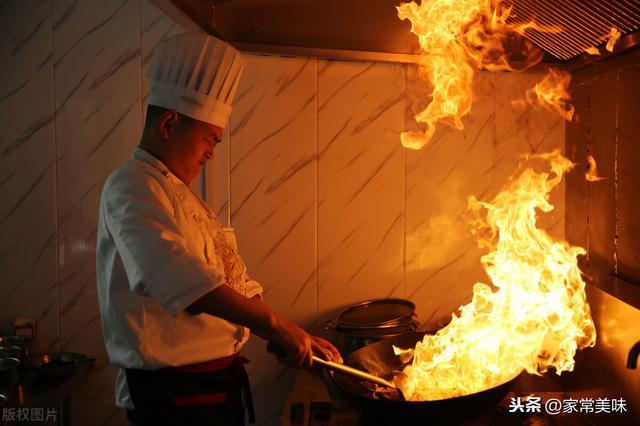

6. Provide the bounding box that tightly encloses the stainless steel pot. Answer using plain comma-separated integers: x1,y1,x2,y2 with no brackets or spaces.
0,357,19,400
0,346,21,361
334,321,419,355
323,299,419,355
334,298,416,331
26,352,89,379
0,336,29,364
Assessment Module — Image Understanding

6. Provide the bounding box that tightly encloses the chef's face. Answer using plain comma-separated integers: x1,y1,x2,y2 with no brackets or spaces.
160,110,223,185
175,116,223,184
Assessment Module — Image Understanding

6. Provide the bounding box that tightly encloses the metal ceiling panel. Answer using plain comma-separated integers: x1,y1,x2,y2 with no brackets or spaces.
160,0,640,63
505,0,640,60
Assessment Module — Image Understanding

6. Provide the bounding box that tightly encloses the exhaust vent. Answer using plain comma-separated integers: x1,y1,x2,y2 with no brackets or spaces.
505,0,640,60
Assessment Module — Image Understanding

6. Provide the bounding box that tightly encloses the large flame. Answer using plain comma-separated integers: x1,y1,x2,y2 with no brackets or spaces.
520,68,575,121
394,151,596,401
397,0,549,150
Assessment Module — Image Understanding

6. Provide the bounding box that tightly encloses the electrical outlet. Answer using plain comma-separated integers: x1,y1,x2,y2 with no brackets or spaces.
14,317,35,340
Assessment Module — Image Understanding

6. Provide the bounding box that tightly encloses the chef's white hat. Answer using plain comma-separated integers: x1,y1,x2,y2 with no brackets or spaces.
147,33,244,128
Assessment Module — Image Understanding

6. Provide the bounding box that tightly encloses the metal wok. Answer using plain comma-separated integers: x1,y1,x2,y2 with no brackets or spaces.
329,331,522,425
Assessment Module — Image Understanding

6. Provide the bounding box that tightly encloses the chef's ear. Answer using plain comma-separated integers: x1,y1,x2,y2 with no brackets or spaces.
158,109,180,140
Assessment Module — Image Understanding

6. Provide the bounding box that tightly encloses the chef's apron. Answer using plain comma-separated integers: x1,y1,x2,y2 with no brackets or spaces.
124,353,255,426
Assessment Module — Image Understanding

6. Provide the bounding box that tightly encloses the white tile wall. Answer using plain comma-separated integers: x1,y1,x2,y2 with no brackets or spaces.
1,1,184,425
317,60,405,319
405,71,497,330
227,54,318,424
0,0,58,355
229,54,318,326
53,0,143,423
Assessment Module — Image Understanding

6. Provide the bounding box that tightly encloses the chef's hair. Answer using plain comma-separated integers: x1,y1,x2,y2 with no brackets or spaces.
143,105,195,133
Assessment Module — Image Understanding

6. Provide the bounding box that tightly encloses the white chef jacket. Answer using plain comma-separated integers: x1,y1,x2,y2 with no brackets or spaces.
96,148,263,409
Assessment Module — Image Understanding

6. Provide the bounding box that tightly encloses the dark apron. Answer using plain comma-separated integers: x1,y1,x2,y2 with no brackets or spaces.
125,353,255,426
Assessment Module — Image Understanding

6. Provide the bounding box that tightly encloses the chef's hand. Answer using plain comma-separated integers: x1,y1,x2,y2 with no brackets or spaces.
267,318,313,369
310,336,343,364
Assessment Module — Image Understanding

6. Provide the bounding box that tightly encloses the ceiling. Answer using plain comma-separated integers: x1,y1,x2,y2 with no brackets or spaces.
161,0,640,63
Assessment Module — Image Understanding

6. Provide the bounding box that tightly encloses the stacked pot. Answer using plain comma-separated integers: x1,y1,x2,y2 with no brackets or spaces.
329,298,419,355
0,336,29,403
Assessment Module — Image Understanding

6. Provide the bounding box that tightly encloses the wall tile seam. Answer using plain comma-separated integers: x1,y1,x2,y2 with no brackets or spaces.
314,57,319,325
585,82,591,264
613,71,619,275
49,0,61,353
139,0,144,156
402,62,407,300
226,125,231,227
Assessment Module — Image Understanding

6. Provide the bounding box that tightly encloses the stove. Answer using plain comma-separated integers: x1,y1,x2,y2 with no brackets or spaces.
283,363,638,426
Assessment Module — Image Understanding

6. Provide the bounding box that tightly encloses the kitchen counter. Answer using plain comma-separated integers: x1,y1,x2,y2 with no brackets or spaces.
283,365,639,426
463,371,638,426
1,360,92,425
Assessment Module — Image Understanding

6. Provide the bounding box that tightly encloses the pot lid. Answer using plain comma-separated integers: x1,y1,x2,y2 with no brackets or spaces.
337,298,415,329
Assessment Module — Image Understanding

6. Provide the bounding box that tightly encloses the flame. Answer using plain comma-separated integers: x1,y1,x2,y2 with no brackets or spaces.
583,46,601,56
516,68,575,121
586,153,605,182
394,151,596,401
605,27,621,52
585,27,622,56
397,0,549,150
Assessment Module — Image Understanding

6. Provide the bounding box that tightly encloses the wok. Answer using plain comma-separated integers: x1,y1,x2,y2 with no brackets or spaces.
329,331,522,425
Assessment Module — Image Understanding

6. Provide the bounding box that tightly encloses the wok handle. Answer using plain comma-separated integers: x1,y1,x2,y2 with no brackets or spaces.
312,356,396,389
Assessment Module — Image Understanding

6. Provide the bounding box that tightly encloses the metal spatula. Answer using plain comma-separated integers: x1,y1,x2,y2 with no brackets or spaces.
312,355,397,389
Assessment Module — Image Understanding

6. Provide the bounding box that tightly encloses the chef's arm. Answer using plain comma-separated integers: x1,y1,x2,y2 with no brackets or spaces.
103,174,339,365
186,285,314,368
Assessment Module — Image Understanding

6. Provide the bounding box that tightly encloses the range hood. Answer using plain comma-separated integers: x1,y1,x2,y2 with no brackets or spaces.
153,0,640,64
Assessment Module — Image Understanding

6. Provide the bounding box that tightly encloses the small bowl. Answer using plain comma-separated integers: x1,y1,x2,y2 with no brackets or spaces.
27,352,88,379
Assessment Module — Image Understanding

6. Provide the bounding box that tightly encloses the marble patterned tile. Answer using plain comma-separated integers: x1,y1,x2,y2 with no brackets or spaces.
405,71,496,330
0,0,58,354
229,54,317,326
52,0,143,423
494,70,566,239
317,59,405,321
71,362,126,424
228,55,317,426
242,336,296,426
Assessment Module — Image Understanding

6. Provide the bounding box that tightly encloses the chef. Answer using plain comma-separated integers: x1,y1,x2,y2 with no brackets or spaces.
96,33,340,426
